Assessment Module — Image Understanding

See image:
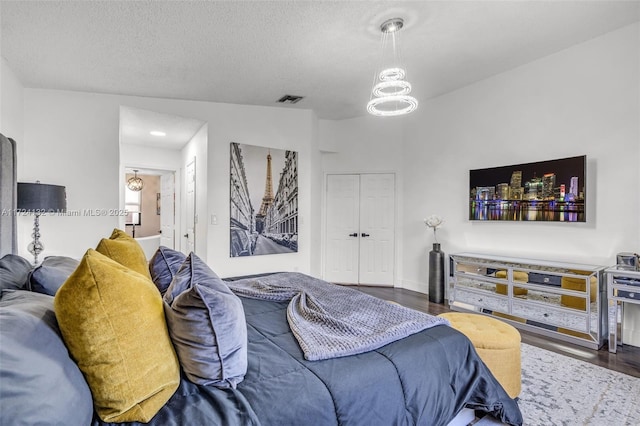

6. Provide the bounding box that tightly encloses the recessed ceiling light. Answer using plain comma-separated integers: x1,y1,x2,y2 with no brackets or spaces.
150,130,166,137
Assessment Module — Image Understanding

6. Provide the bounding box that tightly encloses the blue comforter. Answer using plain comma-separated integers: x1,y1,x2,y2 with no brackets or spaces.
96,297,523,426
227,272,449,361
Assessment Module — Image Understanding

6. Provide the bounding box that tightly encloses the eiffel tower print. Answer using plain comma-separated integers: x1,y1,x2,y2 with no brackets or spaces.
229,143,299,256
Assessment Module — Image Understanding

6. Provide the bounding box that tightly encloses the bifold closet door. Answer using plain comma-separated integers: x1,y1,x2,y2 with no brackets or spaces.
324,173,395,286
325,174,360,284
358,174,395,285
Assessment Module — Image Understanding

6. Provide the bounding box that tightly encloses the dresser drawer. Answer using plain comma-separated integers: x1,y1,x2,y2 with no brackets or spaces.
528,272,562,286
612,276,640,287
614,289,640,301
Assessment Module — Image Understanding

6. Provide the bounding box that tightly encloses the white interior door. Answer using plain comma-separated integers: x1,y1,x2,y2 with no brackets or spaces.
160,172,175,249
359,174,395,285
325,175,360,283
324,173,395,286
185,159,196,254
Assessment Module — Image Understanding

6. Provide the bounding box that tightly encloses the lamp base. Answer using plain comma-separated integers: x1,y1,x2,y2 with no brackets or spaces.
28,214,44,265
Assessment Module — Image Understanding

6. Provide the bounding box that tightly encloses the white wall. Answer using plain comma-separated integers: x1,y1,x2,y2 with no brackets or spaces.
20,90,121,259
205,107,316,277
320,116,405,174
308,117,323,277
18,89,319,278
401,23,640,293
120,143,183,172
1,57,24,160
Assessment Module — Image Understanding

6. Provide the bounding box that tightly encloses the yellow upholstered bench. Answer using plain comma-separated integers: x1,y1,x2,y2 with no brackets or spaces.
439,312,521,398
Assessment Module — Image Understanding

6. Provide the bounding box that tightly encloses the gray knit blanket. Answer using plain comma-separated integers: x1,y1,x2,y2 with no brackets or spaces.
226,272,449,361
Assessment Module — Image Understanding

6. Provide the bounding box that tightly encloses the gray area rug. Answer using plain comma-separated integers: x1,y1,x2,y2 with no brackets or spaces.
517,343,640,425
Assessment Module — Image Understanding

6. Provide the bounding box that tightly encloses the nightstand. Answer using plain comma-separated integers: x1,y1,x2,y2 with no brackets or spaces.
605,266,640,353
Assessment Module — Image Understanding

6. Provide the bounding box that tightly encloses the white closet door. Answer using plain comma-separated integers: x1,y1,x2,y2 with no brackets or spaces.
325,174,360,284
324,173,395,286
358,173,395,285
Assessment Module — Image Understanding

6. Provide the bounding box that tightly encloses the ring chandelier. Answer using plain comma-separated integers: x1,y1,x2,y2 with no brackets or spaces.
367,18,418,117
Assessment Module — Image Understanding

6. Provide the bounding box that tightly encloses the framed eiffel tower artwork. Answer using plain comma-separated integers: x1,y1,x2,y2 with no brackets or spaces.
230,142,298,257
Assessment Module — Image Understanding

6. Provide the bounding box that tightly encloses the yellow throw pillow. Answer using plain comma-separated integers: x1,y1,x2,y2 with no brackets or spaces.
54,249,180,423
96,228,151,280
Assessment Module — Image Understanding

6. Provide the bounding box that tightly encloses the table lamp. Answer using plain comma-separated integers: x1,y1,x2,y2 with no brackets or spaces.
17,181,66,264
128,204,140,237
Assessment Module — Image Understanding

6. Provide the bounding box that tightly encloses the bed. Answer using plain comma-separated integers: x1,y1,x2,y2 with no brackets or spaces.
89,282,522,426
0,136,522,426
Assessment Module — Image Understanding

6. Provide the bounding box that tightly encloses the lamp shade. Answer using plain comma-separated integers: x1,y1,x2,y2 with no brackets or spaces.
17,182,67,212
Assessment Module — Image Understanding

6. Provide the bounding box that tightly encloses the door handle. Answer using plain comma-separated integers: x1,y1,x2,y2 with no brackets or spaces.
348,233,358,237
361,233,370,237
184,234,189,238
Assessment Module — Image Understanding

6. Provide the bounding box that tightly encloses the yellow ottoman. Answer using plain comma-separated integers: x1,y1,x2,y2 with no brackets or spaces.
439,312,521,398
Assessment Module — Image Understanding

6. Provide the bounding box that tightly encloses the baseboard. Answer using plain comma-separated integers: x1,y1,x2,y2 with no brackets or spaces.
397,279,427,294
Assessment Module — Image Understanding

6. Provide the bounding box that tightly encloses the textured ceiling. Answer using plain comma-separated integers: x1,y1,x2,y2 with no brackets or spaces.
120,107,206,149
2,1,639,121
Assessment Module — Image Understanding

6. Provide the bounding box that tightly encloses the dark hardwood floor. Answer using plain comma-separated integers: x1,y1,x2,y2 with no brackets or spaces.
351,285,640,378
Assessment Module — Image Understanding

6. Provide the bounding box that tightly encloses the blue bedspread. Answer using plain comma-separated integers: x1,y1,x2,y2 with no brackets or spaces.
96,295,523,426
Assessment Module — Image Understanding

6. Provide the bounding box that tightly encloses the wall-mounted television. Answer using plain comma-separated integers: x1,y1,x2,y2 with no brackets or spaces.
469,155,586,222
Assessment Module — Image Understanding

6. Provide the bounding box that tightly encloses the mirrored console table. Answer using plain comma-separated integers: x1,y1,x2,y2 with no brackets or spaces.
449,253,606,350
606,266,640,353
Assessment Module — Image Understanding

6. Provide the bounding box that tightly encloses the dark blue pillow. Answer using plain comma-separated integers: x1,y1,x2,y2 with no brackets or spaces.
150,246,187,295
28,256,79,296
0,290,93,425
0,254,31,291
163,253,247,388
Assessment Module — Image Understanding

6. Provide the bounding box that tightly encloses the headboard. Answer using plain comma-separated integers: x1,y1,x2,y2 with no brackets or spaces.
0,133,17,256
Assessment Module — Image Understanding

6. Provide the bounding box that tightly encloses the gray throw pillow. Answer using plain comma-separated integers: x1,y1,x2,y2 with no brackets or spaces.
163,253,248,388
28,256,79,296
0,290,93,425
149,246,186,295
0,254,32,291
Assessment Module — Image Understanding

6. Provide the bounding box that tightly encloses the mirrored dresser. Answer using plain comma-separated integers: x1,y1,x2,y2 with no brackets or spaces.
449,253,606,349
605,266,640,353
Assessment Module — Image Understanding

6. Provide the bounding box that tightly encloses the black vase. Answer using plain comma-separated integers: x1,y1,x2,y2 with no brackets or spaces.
428,243,445,304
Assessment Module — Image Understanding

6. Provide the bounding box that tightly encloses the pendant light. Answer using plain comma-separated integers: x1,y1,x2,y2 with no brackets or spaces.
127,170,144,192
367,18,418,117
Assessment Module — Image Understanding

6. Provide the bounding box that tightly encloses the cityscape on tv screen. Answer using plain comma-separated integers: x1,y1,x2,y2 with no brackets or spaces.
469,155,586,222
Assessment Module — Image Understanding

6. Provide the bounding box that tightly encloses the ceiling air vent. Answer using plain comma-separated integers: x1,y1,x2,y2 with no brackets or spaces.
277,94,304,104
